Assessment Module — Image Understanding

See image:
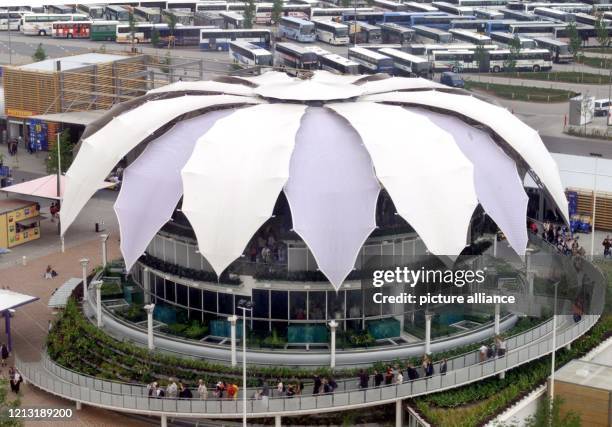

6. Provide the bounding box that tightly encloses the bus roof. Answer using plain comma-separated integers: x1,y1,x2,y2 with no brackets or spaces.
276,41,313,54
280,16,313,24
303,45,332,56
449,29,491,40
349,46,390,60
323,53,360,65
105,5,128,12
312,18,348,28
200,28,270,33
532,36,568,46
379,47,428,63
230,40,270,55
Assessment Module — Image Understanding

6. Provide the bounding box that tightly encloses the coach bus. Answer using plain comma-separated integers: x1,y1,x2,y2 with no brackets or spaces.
105,5,130,21
275,42,318,69
20,13,88,35
51,20,91,38
357,43,403,51
449,28,491,44
413,25,453,43
533,37,572,63
488,48,552,72
134,6,162,23
574,12,610,26
311,7,373,18
348,46,393,73
455,0,507,6
282,4,311,20
0,10,26,30
450,18,494,32
77,4,105,20
379,47,430,76
279,16,316,42
116,23,162,43
403,2,439,13
489,31,536,48
473,8,503,19
407,42,497,56
409,14,474,30
499,8,537,21
372,0,407,12
341,10,385,25
229,41,273,66
352,22,382,43
303,45,331,57
379,22,414,45
48,5,74,14
200,28,271,50
156,25,214,46
196,2,228,12
164,9,194,25
318,54,360,74
253,3,273,24
313,19,349,44
509,22,566,36
432,2,474,16
533,7,574,22
90,20,119,41
219,11,243,28
432,50,476,72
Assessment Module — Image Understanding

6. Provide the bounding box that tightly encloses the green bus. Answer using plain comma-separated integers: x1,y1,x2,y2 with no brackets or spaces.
90,20,121,41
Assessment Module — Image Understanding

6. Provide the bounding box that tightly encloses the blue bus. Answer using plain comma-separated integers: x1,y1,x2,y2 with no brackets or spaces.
348,46,394,73
199,28,272,50
278,16,316,42
409,14,475,30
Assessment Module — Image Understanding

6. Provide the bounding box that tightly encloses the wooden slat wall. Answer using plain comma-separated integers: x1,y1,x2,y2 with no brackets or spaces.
3,68,59,115
570,187,612,231
554,381,611,427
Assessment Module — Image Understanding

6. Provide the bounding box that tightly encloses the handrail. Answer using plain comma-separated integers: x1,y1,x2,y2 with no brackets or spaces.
17,313,599,418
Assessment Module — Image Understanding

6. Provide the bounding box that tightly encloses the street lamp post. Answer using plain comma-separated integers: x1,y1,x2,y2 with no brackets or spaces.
549,281,559,421
80,258,89,301
237,299,253,427
589,154,601,261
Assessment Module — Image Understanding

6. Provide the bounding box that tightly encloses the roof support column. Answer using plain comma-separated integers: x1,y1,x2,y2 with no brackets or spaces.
425,312,432,355
80,258,89,302
274,415,281,427
143,267,151,304
160,414,167,427
93,280,103,328
145,304,156,351
329,320,338,369
100,234,108,268
494,301,501,336
396,399,403,427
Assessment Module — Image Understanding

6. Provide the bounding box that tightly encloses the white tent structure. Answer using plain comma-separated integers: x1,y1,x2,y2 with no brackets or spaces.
60,71,568,289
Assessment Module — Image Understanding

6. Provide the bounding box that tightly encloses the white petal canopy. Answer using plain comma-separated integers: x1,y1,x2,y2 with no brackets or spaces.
61,71,568,289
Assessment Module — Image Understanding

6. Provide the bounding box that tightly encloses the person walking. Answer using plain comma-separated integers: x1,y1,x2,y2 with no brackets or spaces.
197,379,208,399
0,343,9,367
166,379,178,398
439,358,448,375
312,374,322,394
602,236,611,258
358,369,369,389
374,370,384,387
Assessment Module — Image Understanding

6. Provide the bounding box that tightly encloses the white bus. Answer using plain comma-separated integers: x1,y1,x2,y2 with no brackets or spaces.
313,18,349,45
449,28,491,45
473,8,503,20
379,47,430,76
76,4,105,20
0,10,27,31
412,25,453,43
20,13,88,35
318,54,360,74
134,6,162,23
348,46,394,73
432,50,477,72
229,41,273,66
275,42,319,69
488,48,552,72
489,32,536,49
403,2,439,12
279,16,316,42
196,2,228,12
431,1,474,16
407,43,498,56
51,20,92,38
372,0,407,12
533,7,574,22
310,7,373,18
533,37,573,63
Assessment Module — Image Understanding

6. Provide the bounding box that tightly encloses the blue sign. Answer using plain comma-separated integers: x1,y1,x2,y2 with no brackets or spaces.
27,119,48,152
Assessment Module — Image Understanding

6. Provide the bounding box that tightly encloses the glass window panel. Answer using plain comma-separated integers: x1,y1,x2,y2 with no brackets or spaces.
176,283,188,307
203,290,217,312
155,275,165,300
165,280,176,303
163,238,174,262
218,293,234,315
327,290,345,320
308,291,326,320
176,242,189,267
290,292,307,320
189,287,202,310
270,291,288,320
253,289,269,319
364,286,380,317
347,290,362,319
271,321,288,338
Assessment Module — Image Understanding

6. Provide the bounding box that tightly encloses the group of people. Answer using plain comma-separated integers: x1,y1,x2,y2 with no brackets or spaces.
6,138,20,156
247,226,287,266
358,355,448,389
479,335,507,362
147,378,200,399
531,221,586,257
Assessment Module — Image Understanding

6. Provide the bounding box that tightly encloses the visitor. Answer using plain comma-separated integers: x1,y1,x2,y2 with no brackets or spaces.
286,384,295,398
0,343,9,367
312,374,321,394
407,364,419,381
276,378,284,396
147,381,157,397
215,381,225,398
166,379,178,398
439,358,447,375
495,336,506,357
322,378,333,394
328,377,337,392
179,382,192,399
374,370,383,387
197,379,208,399
358,369,369,389
384,366,394,385
479,344,488,362
227,383,239,400
425,360,434,378
44,265,57,279
155,384,165,398
50,203,59,223
395,369,404,384
603,236,611,258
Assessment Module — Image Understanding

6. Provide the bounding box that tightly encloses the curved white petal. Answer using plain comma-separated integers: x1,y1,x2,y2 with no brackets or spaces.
115,109,237,271
254,80,363,101
414,109,529,256
363,91,569,223
147,80,254,96
284,107,380,289
309,70,366,84
359,76,448,95
242,71,295,85
61,95,258,235
181,103,307,276
329,102,478,256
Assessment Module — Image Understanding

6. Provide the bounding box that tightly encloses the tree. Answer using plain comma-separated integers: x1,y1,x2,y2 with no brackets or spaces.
505,36,521,73
523,397,581,427
271,0,282,25
0,379,21,427
128,11,137,52
474,44,489,72
32,43,47,62
595,15,610,49
567,21,583,60
243,0,256,29
46,130,73,174
151,26,160,48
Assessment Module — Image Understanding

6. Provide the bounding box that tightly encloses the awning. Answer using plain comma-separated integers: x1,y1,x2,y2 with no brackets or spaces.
29,110,106,127
1,175,113,200
0,289,38,313
48,278,82,309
